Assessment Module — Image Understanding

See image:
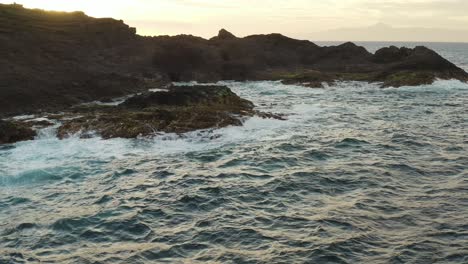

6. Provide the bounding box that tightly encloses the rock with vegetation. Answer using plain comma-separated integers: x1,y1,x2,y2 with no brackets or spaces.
56,85,278,139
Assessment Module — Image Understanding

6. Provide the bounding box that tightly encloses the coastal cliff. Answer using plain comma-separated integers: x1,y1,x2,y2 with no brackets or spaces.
1,4,468,143
0,4,158,116
1,4,468,117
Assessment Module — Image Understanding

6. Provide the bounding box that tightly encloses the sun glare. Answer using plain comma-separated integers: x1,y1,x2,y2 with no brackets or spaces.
10,0,117,17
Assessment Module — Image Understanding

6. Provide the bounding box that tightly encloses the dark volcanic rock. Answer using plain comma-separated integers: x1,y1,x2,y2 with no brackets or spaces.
122,85,254,109
151,35,222,82
0,120,36,144
149,32,468,87
373,46,412,63
371,46,468,87
316,42,373,71
56,85,274,139
0,4,159,116
211,29,237,41
1,4,468,117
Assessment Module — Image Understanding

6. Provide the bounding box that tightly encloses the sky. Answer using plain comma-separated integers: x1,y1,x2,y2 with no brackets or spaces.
2,0,468,41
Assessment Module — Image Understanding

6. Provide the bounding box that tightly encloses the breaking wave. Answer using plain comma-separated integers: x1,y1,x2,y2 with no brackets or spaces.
1,79,468,263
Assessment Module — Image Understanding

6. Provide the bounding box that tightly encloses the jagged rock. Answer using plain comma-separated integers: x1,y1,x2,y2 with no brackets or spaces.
0,3,152,116
56,85,279,139
1,3,467,117
211,29,237,40
372,46,468,87
373,46,412,63
0,120,36,144
121,85,253,109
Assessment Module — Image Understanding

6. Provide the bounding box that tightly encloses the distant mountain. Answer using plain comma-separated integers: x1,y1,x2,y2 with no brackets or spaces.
309,23,468,42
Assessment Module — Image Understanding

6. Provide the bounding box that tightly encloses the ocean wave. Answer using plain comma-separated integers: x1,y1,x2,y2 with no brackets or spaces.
1,79,468,263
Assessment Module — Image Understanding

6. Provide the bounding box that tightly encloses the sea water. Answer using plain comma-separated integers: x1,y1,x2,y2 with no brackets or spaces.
0,43,467,263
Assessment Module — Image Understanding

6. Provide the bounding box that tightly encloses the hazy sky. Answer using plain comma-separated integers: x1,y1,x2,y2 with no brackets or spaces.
2,0,468,40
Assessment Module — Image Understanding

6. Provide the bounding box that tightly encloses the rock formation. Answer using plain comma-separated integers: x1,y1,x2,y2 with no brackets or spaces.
0,4,159,116
1,4,468,143
0,120,36,144
56,85,278,139
1,4,467,117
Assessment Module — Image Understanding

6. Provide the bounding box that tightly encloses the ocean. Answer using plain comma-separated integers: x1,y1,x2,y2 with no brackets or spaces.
1,42,468,263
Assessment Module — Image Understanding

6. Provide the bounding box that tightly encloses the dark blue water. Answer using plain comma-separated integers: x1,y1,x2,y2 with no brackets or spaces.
1,43,468,263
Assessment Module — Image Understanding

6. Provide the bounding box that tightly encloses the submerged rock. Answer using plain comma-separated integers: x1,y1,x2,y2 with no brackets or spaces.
0,120,36,144
56,85,278,139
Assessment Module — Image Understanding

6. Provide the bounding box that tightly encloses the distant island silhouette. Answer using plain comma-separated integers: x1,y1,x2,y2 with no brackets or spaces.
309,23,468,42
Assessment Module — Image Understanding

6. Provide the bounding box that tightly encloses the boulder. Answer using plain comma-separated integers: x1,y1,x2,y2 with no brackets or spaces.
121,85,254,109
56,85,275,139
373,46,412,63
210,29,237,41
0,120,36,144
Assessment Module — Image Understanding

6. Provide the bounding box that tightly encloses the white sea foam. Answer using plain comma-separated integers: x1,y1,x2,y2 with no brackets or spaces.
390,78,468,91
80,97,129,106
1,79,466,179
148,88,169,92
10,114,35,121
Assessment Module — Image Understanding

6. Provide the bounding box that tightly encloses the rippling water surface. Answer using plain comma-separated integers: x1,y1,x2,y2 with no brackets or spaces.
1,45,468,263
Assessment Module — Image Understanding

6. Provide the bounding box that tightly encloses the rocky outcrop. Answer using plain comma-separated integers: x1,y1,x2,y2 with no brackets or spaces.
371,46,468,87
279,45,468,87
210,29,237,41
373,46,413,63
1,4,467,117
152,32,468,87
0,3,160,116
0,120,36,144
56,85,278,139
121,85,253,109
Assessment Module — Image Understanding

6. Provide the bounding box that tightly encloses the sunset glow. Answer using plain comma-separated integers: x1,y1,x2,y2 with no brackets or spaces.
1,0,468,40
8,0,119,17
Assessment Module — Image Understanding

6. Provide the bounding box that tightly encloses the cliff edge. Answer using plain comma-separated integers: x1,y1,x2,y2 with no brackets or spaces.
1,4,467,117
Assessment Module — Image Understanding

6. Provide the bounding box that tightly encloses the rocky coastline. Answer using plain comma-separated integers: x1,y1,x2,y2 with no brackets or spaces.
0,85,283,143
56,85,282,139
1,3,468,144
